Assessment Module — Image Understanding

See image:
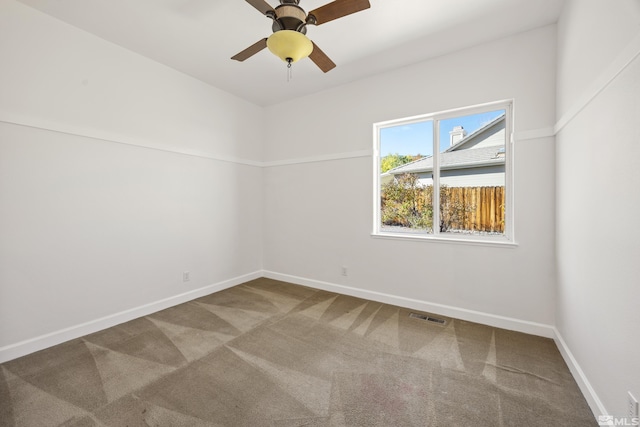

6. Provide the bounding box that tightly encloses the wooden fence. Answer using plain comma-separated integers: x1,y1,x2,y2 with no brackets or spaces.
440,186,505,233
380,180,505,233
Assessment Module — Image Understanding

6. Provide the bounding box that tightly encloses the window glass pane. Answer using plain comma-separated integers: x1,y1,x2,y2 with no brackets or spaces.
438,110,506,236
379,121,434,234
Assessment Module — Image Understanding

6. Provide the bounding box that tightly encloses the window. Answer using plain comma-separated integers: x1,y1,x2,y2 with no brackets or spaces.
373,100,514,244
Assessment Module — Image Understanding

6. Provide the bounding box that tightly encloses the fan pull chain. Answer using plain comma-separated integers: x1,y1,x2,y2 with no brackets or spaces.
287,58,293,82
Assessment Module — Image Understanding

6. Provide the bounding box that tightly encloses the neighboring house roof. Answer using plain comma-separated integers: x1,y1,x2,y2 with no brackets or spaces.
386,113,506,175
444,113,505,152
387,145,505,174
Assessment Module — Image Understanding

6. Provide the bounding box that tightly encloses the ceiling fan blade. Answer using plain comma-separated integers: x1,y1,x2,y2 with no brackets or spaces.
309,42,336,73
245,0,275,15
231,38,268,61
308,0,370,25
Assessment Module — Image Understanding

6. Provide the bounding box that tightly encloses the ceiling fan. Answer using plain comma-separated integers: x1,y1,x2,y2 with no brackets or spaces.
231,0,371,73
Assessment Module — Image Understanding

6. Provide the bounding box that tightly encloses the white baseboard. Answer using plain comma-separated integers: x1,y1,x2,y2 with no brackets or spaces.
552,327,607,418
262,270,556,338
0,271,262,364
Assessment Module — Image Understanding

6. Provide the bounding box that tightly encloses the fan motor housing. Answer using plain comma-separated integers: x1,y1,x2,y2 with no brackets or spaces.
272,4,307,34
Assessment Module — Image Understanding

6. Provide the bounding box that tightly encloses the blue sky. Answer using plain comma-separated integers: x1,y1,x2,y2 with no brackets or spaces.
380,109,504,157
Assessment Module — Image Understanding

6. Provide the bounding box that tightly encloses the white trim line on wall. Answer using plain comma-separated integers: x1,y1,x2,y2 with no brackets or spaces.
555,30,640,134
0,114,263,167
0,114,373,168
1,114,555,169
262,150,372,167
514,126,555,141
262,270,555,339
0,271,262,364
260,125,555,167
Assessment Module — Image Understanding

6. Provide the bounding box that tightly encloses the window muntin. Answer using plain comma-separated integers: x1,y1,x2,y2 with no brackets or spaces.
374,101,513,243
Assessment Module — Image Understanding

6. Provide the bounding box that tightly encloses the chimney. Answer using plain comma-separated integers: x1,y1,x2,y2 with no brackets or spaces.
449,126,467,146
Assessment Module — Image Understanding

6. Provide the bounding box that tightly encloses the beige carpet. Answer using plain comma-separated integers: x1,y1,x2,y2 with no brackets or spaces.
0,278,596,426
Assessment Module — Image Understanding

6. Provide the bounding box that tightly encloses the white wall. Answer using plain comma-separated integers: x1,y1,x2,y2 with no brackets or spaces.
3,1,636,420
0,1,263,360
555,0,640,418
263,26,558,331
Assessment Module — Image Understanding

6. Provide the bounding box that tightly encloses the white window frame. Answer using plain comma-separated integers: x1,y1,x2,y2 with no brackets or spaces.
372,100,516,247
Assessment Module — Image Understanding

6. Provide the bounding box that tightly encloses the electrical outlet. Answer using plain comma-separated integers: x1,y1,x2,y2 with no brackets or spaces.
341,266,348,276
182,271,190,282
629,391,638,419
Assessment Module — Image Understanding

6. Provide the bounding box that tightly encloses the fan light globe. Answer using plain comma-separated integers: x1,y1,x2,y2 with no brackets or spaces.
267,30,313,63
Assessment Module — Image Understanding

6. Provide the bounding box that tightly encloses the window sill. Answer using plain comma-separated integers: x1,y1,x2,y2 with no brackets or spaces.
371,231,518,248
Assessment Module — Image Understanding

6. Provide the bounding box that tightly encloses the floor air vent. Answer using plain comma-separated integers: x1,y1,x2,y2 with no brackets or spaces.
409,312,447,325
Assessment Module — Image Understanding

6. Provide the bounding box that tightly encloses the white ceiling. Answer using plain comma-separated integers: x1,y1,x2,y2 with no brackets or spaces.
17,0,565,106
